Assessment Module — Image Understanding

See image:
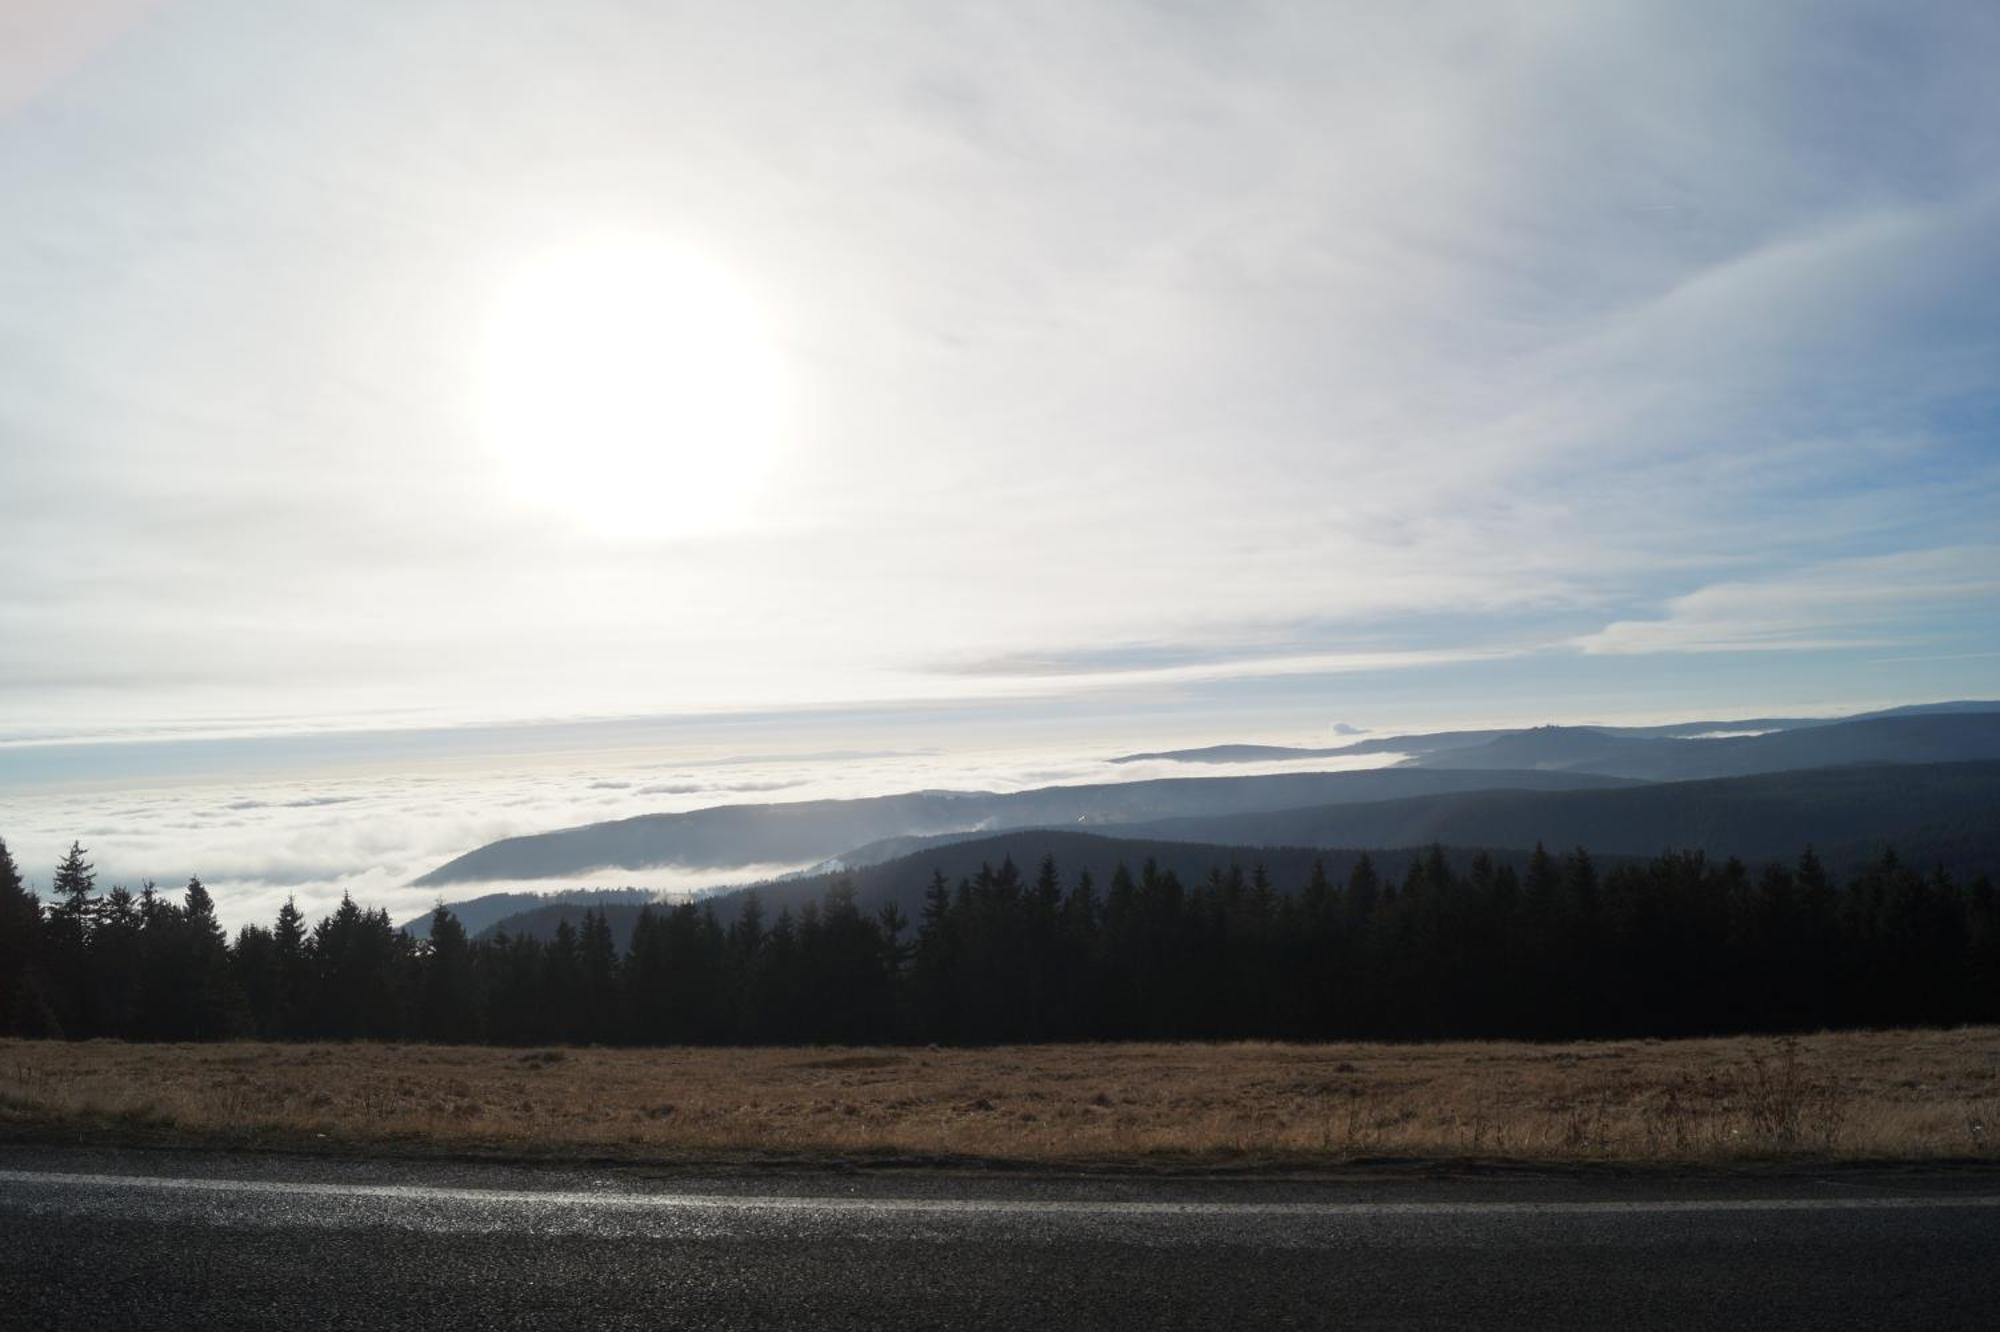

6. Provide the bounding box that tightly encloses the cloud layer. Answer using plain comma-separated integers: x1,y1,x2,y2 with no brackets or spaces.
1,739,1403,931
1,2,1995,746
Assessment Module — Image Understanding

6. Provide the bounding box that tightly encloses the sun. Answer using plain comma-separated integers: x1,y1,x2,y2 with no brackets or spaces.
477,235,785,538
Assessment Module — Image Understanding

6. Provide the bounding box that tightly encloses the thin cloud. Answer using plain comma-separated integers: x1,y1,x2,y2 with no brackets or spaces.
0,2,1994,742
1576,547,2000,656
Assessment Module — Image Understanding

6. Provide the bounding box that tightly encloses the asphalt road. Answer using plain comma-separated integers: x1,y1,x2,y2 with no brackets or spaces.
3,1146,1999,1329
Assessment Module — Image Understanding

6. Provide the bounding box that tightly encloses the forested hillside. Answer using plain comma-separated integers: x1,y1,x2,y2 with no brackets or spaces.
413,708,2000,889
413,766,1633,885
5,833,1994,1047
399,887,656,940
1405,714,2000,780
1120,761,2000,880
472,836,1575,953
1110,702,2000,766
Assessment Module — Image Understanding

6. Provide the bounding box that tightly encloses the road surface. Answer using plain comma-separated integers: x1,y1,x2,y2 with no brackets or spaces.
3,1145,1998,1328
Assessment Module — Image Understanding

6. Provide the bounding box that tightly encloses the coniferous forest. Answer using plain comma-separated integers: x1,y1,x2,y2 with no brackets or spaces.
2,834,1996,1047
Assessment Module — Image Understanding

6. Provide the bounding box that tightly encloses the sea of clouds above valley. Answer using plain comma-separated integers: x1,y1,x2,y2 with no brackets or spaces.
3,746,1397,932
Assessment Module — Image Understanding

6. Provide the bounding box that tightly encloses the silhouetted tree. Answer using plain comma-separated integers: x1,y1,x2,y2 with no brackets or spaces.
271,897,310,1037
5,833,1998,1048
577,909,621,1042
418,905,483,1043
177,877,245,1038
42,843,99,1035
0,838,55,1035
93,885,141,1037
234,922,279,1036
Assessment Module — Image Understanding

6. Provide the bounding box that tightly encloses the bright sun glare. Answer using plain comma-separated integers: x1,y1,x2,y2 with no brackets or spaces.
478,235,784,538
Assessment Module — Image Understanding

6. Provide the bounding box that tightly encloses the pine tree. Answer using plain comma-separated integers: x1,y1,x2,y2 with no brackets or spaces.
233,923,278,1035
43,842,99,1034
486,928,547,1043
761,908,801,1042
0,838,54,1035
1059,868,1100,1039
131,882,185,1038
272,897,309,1037
48,842,97,933
730,890,766,957
876,899,911,1036
94,885,141,1037
910,871,957,1041
543,919,584,1042
312,894,406,1038
577,910,621,1042
175,877,244,1039
419,905,482,1043
183,876,222,946
1024,856,1063,1038
728,891,767,1039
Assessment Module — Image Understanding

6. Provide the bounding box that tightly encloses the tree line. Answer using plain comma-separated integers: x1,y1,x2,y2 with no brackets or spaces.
2,834,1996,1045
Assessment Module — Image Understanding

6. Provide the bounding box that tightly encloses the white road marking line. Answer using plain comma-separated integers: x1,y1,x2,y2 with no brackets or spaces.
2,1169,1999,1218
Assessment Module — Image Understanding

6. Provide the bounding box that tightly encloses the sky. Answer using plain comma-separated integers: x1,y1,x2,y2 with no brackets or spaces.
3,2,1999,919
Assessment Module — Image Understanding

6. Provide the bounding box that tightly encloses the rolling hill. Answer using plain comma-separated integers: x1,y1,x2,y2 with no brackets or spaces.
1403,713,2000,780
415,703,2000,905
465,760,2000,944
473,832,1594,947
413,766,1636,886
1109,701,2000,766
398,887,658,939
1119,760,2000,880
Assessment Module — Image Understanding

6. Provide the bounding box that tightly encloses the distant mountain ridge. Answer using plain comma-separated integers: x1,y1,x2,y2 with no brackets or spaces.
1120,760,2000,882
1404,714,2000,780
399,887,658,939
472,761,2000,946
412,703,2000,904
1113,729,1527,764
1112,700,2000,765
474,833,1605,948
413,767,1635,886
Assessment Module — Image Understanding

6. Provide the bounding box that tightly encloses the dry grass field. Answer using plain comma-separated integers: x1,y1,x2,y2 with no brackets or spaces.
4,1029,1998,1168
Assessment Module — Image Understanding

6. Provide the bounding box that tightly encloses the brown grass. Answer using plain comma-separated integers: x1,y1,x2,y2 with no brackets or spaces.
4,1030,1998,1168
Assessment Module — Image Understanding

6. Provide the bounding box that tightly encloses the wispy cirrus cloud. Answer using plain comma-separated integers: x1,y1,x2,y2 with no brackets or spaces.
1,1,1996,749
1576,547,2000,657
924,642,1532,690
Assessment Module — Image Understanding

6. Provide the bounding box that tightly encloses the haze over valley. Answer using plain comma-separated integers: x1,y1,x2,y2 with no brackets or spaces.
19,699,1989,936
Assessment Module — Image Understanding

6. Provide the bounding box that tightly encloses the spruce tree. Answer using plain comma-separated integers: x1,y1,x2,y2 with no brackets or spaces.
94,885,141,1037
232,923,279,1036
272,897,309,1037
0,837,52,1035
577,910,620,1042
43,842,99,1034
48,842,97,932
419,905,482,1043
543,919,584,1041
172,877,244,1039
